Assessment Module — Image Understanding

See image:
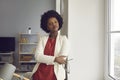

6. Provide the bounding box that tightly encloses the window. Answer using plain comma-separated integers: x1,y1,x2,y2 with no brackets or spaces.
108,0,120,79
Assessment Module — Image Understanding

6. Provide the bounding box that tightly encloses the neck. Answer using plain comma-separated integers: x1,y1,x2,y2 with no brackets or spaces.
49,31,58,38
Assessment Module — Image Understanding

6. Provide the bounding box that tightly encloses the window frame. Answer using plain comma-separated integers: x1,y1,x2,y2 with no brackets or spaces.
105,0,120,80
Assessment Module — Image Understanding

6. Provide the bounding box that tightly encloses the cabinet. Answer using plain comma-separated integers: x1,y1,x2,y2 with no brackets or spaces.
18,33,40,72
0,52,14,68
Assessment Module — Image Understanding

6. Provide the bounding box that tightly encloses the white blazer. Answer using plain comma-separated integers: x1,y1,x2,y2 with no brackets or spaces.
31,33,69,80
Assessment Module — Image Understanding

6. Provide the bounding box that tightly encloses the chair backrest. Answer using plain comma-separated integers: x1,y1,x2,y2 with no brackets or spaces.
0,63,16,80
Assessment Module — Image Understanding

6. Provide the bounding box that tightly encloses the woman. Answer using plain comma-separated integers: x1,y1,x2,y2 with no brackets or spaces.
32,10,69,80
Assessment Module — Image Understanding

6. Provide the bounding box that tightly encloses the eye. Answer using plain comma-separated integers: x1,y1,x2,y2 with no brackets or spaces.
54,21,58,23
48,23,52,26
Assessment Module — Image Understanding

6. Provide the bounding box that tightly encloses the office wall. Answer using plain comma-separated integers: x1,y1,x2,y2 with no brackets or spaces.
68,0,104,80
0,0,55,37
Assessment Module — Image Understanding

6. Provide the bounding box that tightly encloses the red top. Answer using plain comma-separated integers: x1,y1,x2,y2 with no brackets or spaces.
33,37,57,80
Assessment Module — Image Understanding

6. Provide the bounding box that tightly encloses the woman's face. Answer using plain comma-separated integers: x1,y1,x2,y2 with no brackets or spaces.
47,17,59,33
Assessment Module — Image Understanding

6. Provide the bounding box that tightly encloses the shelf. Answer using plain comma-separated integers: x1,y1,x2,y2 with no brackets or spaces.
19,43,37,45
0,52,14,66
18,33,40,72
0,52,13,55
19,52,34,54
19,60,36,63
19,33,40,35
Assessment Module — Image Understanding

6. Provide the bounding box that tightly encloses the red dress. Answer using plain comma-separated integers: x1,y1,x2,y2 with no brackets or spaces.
33,37,57,80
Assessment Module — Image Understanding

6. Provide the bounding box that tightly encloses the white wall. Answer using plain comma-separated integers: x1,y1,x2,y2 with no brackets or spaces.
0,0,55,37
68,0,105,80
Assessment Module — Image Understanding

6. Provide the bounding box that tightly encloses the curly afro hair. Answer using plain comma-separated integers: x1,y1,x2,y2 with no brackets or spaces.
40,10,63,33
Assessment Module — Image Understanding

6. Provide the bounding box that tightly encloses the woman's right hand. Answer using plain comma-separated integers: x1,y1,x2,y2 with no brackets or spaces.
54,56,66,64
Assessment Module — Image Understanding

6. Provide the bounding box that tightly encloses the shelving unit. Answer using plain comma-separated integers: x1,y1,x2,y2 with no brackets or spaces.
18,33,40,72
0,52,14,68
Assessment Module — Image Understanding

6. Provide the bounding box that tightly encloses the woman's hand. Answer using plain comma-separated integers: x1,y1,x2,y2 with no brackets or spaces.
54,56,66,64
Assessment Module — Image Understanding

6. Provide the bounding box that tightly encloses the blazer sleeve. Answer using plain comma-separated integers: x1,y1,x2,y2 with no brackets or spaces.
34,36,55,65
59,36,69,56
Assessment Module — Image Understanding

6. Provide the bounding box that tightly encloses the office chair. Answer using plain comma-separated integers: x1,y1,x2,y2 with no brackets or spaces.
0,63,29,80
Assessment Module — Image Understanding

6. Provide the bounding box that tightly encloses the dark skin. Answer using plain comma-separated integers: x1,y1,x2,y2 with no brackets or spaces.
47,17,66,64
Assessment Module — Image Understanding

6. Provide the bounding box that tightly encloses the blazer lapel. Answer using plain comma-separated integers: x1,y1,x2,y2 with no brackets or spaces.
54,33,61,56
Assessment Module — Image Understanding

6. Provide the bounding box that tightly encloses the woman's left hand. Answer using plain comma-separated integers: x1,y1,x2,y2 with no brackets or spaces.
54,56,66,64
